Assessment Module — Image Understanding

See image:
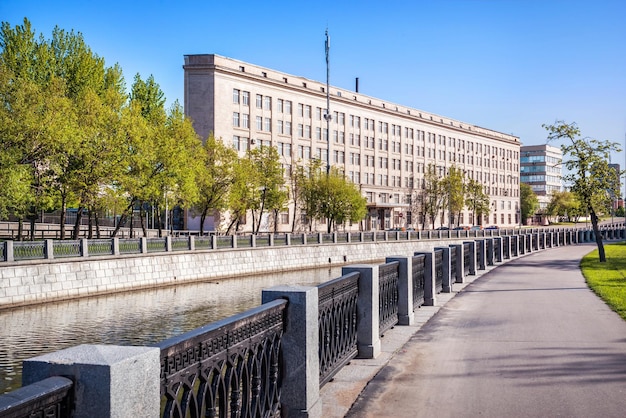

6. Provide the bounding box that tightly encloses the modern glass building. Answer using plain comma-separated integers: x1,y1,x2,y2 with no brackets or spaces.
183,54,521,232
520,144,563,214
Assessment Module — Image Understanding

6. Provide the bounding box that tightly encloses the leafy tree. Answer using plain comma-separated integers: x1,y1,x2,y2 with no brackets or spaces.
547,190,580,222
544,121,622,262
440,166,465,227
247,146,287,234
195,133,237,234
465,178,490,226
520,183,539,225
224,157,255,234
422,164,445,228
314,167,366,233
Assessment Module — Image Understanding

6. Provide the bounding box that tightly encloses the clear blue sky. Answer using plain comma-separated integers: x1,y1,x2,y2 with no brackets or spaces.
2,0,625,160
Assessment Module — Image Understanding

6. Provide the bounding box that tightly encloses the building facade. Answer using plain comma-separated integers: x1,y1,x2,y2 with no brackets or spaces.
520,144,563,223
183,54,520,232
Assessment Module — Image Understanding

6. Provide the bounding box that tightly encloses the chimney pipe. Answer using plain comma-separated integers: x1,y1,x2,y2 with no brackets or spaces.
355,77,359,93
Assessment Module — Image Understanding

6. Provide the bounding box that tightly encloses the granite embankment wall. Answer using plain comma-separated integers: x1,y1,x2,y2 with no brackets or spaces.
0,238,461,309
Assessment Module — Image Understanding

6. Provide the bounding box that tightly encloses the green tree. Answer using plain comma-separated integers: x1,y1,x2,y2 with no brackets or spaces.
465,178,490,226
195,133,237,234
440,166,465,227
247,146,286,234
547,190,580,222
520,183,539,225
544,121,622,262
421,164,445,228
314,167,366,233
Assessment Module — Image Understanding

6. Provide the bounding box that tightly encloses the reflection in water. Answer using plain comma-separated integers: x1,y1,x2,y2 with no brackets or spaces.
0,266,342,394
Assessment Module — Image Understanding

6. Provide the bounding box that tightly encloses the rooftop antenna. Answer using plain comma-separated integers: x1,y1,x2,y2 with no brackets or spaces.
324,29,331,175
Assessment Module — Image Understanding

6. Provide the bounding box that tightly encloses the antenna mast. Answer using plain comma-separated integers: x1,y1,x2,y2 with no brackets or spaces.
324,29,331,175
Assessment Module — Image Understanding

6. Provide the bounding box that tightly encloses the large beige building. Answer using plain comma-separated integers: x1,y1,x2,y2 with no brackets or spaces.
183,54,520,232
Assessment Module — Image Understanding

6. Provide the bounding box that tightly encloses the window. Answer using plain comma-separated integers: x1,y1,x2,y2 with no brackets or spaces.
242,91,249,106
277,99,284,113
264,96,272,110
242,114,249,128
298,124,304,137
277,120,283,134
264,118,271,132
285,100,292,114
316,127,322,140
305,125,311,139
256,116,262,130
285,121,292,135
233,89,240,104
305,105,312,118
298,103,304,117
256,94,262,108
233,112,240,127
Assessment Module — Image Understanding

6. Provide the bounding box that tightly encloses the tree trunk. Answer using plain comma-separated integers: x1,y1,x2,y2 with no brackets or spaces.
139,201,147,237
60,196,67,240
111,200,135,238
590,209,606,262
17,218,24,241
87,209,93,239
94,209,101,239
72,206,84,240
200,207,208,236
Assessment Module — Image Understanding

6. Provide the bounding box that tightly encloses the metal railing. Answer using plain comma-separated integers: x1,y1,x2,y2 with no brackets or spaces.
412,254,426,310
378,262,400,336
155,299,287,418
0,376,73,418
317,272,360,387
434,249,444,293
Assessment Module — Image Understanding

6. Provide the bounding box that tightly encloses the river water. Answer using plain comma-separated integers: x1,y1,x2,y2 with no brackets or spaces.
0,266,344,394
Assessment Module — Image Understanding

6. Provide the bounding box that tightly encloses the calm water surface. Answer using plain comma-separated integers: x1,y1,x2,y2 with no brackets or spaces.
0,266,343,394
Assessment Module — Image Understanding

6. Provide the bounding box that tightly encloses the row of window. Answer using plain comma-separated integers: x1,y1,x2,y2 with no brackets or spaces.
233,89,519,159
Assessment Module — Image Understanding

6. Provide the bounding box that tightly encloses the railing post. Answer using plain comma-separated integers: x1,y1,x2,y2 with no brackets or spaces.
166,236,172,252
476,239,486,270
80,238,89,257
485,238,494,266
449,244,464,283
211,234,217,249
493,237,503,263
464,241,476,275
318,233,323,244
415,251,436,306
45,239,54,260
189,236,195,251
251,235,257,248
232,235,238,249
269,234,275,246
5,240,14,262
342,265,381,359
435,247,452,293
140,237,147,254
112,238,120,256
22,345,160,417
386,256,413,325
286,233,291,246
333,232,337,243
262,286,321,418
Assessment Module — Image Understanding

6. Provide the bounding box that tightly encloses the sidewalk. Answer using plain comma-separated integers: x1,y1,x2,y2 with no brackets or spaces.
320,243,626,418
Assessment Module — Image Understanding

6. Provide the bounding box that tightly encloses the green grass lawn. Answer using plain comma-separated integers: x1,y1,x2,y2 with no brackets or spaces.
581,242,626,321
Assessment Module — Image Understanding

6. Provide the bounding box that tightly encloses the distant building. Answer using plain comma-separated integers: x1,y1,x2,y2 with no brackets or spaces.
520,144,563,223
183,54,521,232
609,164,623,210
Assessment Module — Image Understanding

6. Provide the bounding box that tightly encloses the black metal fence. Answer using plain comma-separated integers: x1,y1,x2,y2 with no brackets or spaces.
155,299,287,418
0,376,73,418
412,254,426,310
318,272,359,387
379,262,400,336
434,249,443,293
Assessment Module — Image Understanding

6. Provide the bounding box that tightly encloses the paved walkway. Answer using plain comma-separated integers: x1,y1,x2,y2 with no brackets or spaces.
321,243,626,418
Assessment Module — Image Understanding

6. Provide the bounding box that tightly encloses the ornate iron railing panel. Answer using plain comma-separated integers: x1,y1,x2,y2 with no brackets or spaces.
559,231,565,245
532,234,538,250
0,241,5,262
434,249,443,293
156,299,287,418
375,232,386,241
195,236,213,250
291,234,305,245
13,241,46,260
463,243,471,275
398,232,408,240
502,236,510,259
449,246,457,281
539,234,545,249
88,239,113,256
171,237,189,251
349,232,361,242
412,254,426,309
52,240,81,258
363,232,375,242
317,272,359,387
336,233,349,243
119,238,141,254
378,262,399,336
273,234,287,246
321,233,334,244
305,233,319,244
0,376,73,418
147,238,167,253
237,235,253,248
493,239,501,262
216,235,234,249
255,235,270,247
511,236,518,256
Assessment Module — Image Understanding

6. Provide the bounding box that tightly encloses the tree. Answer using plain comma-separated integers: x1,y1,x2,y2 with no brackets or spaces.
440,166,465,227
547,190,580,222
247,146,286,234
544,121,622,262
520,183,539,225
464,178,490,226
195,133,237,235
422,164,446,228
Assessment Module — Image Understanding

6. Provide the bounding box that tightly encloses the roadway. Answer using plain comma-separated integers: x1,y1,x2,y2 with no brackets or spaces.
321,243,626,418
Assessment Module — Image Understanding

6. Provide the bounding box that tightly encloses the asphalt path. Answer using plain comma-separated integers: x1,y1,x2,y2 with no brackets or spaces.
346,244,626,418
